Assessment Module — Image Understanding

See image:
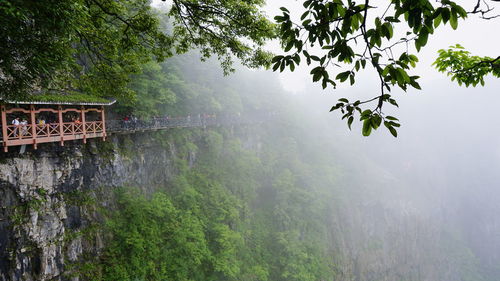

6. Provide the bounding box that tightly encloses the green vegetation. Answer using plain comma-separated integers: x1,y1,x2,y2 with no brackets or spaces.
99,188,210,280
76,125,337,280
0,0,274,100
65,47,492,279
434,44,500,87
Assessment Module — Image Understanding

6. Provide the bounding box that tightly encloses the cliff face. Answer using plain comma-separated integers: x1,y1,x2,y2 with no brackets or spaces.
0,132,183,281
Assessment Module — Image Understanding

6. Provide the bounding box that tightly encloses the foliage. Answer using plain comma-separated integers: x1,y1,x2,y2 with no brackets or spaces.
0,0,167,99
0,1,80,97
272,0,472,136
168,0,276,73
99,188,209,281
9,93,112,104
114,61,178,118
81,123,336,280
434,44,500,87
0,0,274,101
65,51,492,279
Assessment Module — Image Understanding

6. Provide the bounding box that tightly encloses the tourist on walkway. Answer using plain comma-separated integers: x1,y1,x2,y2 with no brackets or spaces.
11,117,20,137
20,119,28,136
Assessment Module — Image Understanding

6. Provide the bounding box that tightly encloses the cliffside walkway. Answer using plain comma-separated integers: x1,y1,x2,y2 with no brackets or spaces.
106,114,269,134
1,113,272,152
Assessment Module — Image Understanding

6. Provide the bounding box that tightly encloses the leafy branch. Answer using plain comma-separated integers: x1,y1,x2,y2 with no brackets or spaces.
272,0,467,136
434,44,500,87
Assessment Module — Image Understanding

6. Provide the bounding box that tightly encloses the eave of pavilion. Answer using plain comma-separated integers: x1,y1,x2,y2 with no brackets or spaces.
1,99,116,106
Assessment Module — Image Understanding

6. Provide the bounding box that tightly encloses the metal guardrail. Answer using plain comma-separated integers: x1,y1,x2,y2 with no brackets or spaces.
106,114,272,133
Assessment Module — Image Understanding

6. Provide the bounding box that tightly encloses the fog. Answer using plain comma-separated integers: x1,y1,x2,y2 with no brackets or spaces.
77,0,500,278
151,0,500,278
259,1,500,279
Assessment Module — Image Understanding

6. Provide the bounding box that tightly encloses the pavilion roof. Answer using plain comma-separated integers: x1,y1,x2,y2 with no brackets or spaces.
2,93,116,106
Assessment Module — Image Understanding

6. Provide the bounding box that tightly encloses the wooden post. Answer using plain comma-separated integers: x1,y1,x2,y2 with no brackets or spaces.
81,106,87,143
30,105,37,149
58,106,64,146
1,105,8,152
101,106,106,140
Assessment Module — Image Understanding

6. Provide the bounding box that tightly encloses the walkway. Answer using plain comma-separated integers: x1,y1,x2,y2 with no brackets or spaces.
1,113,273,152
106,114,268,133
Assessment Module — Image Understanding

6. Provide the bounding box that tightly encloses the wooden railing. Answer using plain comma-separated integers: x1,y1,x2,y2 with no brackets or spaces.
1,121,105,151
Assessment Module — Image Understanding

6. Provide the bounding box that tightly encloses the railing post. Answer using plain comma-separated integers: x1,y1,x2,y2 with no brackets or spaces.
1,105,8,152
81,106,87,143
30,105,37,149
58,106,64,146
101,106,106,140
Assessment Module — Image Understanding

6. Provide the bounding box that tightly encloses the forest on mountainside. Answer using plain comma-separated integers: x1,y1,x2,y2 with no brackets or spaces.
60,54,494,281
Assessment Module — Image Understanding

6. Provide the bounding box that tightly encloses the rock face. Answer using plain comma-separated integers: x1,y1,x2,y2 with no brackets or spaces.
0,132,181,281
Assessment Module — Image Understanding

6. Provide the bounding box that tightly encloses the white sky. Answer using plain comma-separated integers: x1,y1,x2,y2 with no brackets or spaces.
150,0,500,200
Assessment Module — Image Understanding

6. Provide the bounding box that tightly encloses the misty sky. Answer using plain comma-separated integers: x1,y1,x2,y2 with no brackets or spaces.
260,1,500,220
147,2,500,274
152,0,500,167
265,0,500,92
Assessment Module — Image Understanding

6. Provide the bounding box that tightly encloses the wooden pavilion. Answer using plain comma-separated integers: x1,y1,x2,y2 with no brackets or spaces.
1,98,115,152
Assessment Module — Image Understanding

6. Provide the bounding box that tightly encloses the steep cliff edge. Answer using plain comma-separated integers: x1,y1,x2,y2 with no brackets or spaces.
0,130,195,281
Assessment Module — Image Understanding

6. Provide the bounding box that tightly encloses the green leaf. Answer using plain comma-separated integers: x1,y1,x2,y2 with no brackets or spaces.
280,7,290,13
382,65,391,76
388,126,398,137
335,71,351,82
284,40,295,52
397,68,411,83
362,119,372,136
313,72,322,82
347,116,354,130
449,12,458,30
434,14,442,28
410,80,421,90
280,61,286,72
384,121,398,137
272,62,280,72
361,59,366,68
349,74,355,85
371,115,382,129
442,8,450,24
300,11,310,20
415,28,429,51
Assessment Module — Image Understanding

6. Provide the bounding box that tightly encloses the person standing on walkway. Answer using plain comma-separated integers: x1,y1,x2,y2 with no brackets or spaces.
20,119,28,136
11,117,20,137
